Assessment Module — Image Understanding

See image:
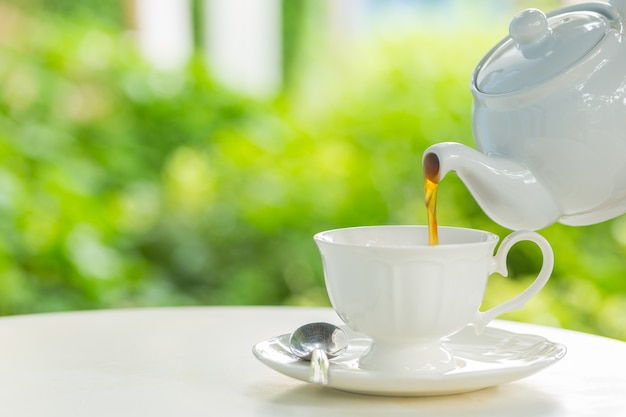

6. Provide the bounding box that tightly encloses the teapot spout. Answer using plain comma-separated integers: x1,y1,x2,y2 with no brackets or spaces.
423,142,561,230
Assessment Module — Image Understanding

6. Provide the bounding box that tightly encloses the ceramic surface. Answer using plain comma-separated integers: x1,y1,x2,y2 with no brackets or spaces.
253,325,566,397
423,0,626,231
314,226,553,373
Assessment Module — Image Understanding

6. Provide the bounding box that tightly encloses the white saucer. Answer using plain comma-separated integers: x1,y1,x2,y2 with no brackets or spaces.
252,325,566,396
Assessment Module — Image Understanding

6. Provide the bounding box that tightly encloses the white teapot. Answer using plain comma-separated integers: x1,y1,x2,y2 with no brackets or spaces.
424,0,626,230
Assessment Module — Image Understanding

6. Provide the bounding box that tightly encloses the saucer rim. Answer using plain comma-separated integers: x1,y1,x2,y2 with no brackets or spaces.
252,325,566,396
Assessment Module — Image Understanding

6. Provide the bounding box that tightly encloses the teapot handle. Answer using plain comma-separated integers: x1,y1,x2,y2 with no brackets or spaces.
472,230,554,334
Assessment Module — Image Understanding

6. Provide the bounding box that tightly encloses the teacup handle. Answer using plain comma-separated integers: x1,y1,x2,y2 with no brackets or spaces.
473,230,554,334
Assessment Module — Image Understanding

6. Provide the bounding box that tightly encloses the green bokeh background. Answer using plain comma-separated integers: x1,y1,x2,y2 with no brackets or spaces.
1,0,625,340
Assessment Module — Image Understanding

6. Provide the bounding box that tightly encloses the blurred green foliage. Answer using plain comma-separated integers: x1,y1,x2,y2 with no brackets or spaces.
0,1,625,341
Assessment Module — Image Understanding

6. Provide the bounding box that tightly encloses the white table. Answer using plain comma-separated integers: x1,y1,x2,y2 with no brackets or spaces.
0,306,623,416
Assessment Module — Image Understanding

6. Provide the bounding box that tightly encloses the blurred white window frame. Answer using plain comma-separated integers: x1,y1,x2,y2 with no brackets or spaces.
134,0,194,71
133,0,282,98
203,0,282,98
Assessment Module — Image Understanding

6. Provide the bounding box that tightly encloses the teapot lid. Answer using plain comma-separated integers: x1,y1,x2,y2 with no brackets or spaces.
475,8,611,94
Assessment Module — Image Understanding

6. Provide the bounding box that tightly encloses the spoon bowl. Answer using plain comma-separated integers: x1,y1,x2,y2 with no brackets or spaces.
289,322,349,385
289,322,348,359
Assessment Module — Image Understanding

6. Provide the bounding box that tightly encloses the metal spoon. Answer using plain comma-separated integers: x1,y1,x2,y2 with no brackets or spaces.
289,322,349,385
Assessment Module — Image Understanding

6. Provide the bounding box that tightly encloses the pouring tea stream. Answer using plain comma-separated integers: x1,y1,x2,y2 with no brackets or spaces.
424,0,626,231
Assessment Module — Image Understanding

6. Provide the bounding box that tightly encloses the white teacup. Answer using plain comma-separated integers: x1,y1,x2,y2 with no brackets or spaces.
314,225,553,374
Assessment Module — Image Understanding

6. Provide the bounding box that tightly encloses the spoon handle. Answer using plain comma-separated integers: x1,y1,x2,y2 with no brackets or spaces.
310,348,330,385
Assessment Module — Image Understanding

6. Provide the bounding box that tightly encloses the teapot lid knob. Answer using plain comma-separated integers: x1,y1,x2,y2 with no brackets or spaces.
610,0,626,19
509,9,553,55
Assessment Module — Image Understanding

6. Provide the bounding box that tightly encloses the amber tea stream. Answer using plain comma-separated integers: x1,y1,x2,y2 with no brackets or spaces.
423,153,440,246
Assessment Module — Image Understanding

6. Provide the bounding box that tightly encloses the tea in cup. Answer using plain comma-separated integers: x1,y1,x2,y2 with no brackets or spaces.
314,225,553,373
